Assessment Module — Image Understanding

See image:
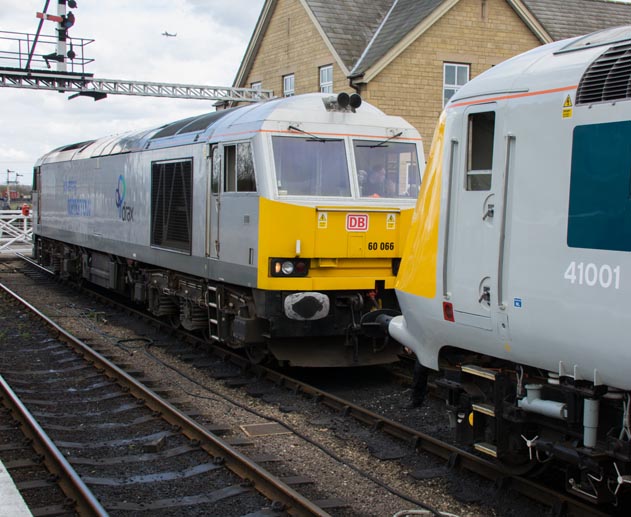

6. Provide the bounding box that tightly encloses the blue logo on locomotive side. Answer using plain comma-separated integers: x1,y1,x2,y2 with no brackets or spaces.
115,175,134,222
67,198,91,216
65,178,91,216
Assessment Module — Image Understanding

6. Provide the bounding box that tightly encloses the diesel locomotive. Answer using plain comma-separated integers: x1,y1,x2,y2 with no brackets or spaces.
388,25,631,505
32,92,423,367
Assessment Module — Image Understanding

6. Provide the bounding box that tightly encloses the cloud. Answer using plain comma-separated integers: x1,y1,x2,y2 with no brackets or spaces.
0,0,265,184
186,0,263,31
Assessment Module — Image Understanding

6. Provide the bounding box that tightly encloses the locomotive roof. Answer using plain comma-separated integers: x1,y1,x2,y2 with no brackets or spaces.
36,93,410,165
448,25,631,107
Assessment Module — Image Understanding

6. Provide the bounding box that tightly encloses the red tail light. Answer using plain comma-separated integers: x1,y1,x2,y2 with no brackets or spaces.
443,301,455,322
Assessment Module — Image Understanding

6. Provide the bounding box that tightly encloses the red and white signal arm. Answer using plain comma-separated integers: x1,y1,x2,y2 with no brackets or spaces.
346,213,369,232
36,12,64,22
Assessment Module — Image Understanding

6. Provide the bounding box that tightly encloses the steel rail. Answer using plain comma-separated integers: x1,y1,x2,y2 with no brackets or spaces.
0,277,330,517
245,371,610,517
13,254,611,516
96,302,612,516
0,372,108,516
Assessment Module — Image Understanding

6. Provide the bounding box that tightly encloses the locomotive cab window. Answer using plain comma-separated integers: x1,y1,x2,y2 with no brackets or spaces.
353,139,421,198
466,111,495,191
223,142,256,193
32,166,40,192
272,136,350,197
211,145,220,194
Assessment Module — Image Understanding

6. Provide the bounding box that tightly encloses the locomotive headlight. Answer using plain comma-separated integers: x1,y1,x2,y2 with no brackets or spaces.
270,258,310,277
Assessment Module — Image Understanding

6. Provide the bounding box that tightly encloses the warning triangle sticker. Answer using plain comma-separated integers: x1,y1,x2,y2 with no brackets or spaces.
563,95,573,108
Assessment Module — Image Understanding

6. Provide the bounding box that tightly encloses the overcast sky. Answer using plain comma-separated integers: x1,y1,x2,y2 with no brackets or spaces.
0,0,265,186
4,1,631,187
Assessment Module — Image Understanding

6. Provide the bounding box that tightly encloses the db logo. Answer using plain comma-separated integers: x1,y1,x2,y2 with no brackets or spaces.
346,213,368,232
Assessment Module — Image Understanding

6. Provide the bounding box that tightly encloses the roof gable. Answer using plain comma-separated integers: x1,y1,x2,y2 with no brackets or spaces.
234,0,391,87
351,0,446,76
305,0,392,69
233,0,276,87
235,0,631,88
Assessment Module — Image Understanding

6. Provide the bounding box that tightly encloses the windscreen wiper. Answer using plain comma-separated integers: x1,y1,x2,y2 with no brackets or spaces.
288,125,341,143
357,131,403,148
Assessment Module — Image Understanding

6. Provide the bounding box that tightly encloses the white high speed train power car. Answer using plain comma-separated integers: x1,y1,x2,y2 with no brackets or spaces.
389,26,631,505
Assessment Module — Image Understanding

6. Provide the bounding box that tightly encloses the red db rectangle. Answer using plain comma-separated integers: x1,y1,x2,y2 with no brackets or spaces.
346,213,368,232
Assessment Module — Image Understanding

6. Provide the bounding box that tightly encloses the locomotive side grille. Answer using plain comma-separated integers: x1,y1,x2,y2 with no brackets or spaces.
577,43,631,105
151,159,193,253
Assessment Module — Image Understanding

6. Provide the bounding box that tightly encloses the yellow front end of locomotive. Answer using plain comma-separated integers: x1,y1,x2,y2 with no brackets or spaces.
257,197,413,290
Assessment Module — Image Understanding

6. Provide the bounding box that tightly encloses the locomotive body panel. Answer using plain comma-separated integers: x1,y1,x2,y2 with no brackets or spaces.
390,26,631,502
33,93,424,367
394,30,631,389
257,198,412,291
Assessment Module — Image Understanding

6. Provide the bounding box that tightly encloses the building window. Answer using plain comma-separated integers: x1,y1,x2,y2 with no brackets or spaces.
319,65,333,93
443,63,469,106
283,74,295,97
251,81,262,99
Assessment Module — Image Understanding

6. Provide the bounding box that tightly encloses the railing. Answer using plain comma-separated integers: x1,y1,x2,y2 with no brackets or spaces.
0,211,32,254
0,30,94,75
0,31,273,103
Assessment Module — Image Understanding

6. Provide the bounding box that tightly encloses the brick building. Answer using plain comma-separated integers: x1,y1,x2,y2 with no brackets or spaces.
234,0,631,153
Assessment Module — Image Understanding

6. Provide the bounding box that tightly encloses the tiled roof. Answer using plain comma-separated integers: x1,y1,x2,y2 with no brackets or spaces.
521,0,631,41
236,0,631,87
308,0,631,75
350,0,445,75
305,0,392,69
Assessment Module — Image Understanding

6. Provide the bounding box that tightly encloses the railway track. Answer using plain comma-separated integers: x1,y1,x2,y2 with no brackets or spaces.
1,254,619,516
0,278,338,516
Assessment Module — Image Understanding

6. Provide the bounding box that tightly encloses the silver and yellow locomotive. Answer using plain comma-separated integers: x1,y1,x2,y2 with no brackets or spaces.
390,26,631,505
33,93,423,367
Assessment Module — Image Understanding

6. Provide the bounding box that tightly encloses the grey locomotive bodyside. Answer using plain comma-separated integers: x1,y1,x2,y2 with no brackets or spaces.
390,26,631,505
33,93,424,367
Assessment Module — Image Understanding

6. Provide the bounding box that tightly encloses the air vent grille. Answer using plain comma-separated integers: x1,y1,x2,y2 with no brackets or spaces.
151,159,193,253
577,43,631,105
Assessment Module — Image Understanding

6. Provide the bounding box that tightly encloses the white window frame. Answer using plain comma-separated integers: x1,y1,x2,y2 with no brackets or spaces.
283,74,295,97
443,63,469,107
319,65,333,93
251,81,262,99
